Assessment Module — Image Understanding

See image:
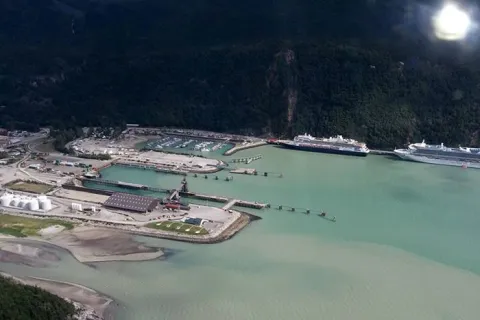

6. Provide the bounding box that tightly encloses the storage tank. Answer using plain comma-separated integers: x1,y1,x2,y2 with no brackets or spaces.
28,199,39,211
71,203,82,211
1,194,13,206
10,197,20,207
39,198,52,211
18,199,29,208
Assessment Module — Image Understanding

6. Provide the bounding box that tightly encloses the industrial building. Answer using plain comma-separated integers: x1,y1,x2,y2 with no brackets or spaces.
103,192,158,213
0,193,52,211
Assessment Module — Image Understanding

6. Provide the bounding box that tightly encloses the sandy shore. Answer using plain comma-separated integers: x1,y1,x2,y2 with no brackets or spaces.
0,241,61,267
0,226,164,264
1,272,114,320
47,226,165,263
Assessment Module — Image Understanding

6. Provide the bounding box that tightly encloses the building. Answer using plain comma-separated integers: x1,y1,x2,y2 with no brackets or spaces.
103,192,159,213
183,217,204,226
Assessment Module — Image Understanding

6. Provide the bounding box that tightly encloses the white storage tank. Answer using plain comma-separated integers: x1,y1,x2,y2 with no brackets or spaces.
18,199,29,208
28,199,39,211
71,203,82,211
10,197,20,207
39,198,52,211
1,194,13,206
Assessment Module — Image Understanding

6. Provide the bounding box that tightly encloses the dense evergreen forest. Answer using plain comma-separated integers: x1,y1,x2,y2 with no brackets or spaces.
1,0,479,148
0,275,76,320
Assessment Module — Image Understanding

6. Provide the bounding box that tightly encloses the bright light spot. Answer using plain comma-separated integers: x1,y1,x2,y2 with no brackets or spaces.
433,3,471,40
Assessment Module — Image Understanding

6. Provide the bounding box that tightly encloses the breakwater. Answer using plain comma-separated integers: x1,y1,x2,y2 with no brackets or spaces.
223,141,267,156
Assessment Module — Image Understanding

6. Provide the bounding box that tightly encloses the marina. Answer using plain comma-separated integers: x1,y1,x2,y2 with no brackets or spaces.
143,135,233,154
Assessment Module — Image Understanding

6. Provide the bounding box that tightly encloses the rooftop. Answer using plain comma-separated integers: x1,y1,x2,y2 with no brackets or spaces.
103,192,158,213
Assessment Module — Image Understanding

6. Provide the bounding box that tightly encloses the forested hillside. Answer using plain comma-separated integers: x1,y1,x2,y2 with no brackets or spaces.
0,275,76,320
1,0,479,148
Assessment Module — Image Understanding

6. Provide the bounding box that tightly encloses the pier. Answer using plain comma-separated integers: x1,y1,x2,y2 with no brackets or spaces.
222,199,237,210
271,204,336,222
230,154,262,164
230,168,257,175
221,199,268,211
228,167,283,178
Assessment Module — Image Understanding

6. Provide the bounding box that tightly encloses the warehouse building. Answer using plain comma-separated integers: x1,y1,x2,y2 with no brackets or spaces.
103,192,159,213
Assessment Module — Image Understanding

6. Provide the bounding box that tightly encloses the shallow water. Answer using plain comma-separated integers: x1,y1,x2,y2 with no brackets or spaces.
3,146,480,319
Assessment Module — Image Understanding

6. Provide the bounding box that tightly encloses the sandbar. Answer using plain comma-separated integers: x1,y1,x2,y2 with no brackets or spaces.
0,226,164,264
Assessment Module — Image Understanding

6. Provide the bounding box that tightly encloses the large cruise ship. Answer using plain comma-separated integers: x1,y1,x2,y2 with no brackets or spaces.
278,134,369,157
394,140,480,169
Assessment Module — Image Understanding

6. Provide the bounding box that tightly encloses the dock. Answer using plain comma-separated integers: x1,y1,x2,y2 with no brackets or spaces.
230,154,262,164
271,204,336,222
221,199,267,210
230,168,257,175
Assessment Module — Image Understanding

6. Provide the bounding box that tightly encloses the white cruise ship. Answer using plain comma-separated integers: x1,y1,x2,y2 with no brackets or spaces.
394,140,480,169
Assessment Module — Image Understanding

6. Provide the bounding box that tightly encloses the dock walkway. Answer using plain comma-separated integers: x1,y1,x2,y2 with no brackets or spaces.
222,199,237,210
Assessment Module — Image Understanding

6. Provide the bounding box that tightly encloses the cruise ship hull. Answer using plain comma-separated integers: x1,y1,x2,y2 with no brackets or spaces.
394,150,480,169
278,142,368,157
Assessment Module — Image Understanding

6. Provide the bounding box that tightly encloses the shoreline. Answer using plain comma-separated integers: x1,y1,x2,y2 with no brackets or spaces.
0,205,260,245
91,211,257,244
0,226,165,264
0,272,115,320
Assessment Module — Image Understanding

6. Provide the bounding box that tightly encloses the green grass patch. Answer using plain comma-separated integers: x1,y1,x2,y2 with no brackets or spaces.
146,221,208,235
7,181,54,194
0,214,75,237
0,227,27,237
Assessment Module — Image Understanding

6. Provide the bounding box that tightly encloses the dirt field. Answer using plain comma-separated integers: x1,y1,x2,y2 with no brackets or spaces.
53,189,109,204
7,181,55,194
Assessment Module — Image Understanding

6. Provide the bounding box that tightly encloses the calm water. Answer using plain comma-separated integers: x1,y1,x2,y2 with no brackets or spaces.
3,146,480,320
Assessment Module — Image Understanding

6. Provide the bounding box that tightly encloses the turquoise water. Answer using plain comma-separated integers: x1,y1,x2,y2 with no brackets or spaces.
3,145,480,319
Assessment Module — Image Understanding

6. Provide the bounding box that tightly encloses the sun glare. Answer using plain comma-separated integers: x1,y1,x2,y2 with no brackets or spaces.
433,3,471,40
